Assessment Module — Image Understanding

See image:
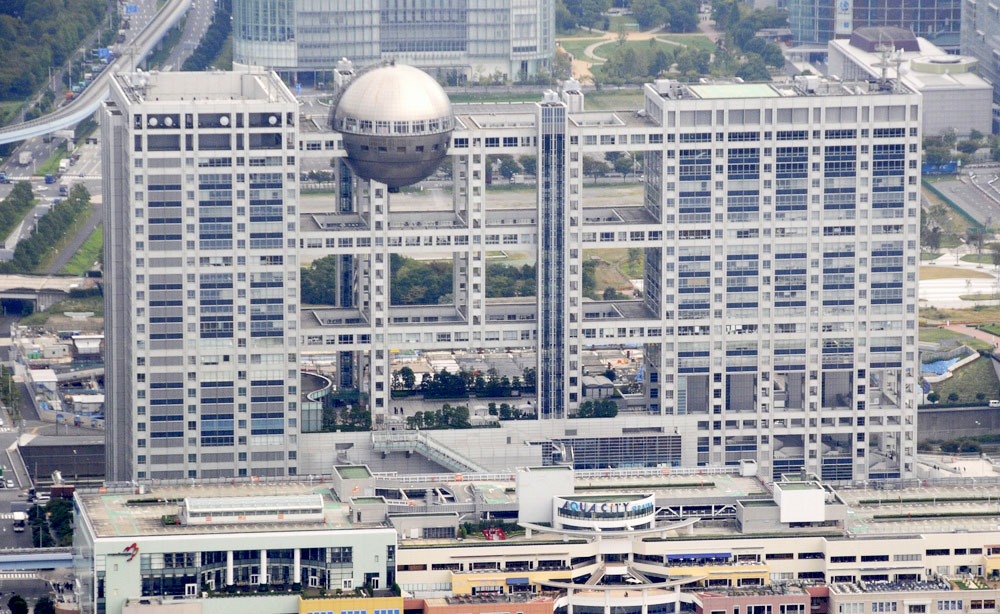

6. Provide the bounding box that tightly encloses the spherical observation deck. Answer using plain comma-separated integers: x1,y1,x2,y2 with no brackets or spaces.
332,63,454,188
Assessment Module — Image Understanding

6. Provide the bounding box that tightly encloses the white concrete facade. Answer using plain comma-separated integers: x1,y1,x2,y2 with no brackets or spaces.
294,76,922,482
102,71,302,482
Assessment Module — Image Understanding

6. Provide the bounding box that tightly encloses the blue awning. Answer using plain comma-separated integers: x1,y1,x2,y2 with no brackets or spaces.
506,577,530,586
665,553,729,561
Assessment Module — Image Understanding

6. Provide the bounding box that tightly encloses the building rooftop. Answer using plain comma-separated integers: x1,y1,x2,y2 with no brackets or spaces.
688,83,780,99
112,70,295,105
336,465,372,479
828,37,991,93
76,483,377,538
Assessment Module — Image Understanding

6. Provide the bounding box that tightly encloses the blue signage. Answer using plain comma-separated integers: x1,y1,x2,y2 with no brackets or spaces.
125,4,138,13
560,499,653,515
295,83,302,95
98,48,110,58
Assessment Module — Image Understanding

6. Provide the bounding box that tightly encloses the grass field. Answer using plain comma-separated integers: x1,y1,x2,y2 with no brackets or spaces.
558,37,604,61
20,294,103,326
922,305,1000,325
60,224,102,275
980,323,1000,337
590,39,685,61
961,253,1000,265
920,327,969,344
656,33,717,53
920,266,994,280
962,293,1000,301
921,252,941,261
34,143,68,176
919,327,993,352
607,15,640,32
35,201,93,273
930,356,1000,404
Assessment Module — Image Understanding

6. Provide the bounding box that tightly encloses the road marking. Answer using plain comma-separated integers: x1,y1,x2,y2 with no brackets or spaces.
0,572,38,579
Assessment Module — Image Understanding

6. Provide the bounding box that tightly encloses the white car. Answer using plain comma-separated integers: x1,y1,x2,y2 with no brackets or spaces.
6,480,15,489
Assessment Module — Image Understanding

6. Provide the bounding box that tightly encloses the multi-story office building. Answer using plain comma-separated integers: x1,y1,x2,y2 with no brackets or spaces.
961,0,1000,130
788,0,961,49
102,71,301,482
232,0,554,84
293,70,922,481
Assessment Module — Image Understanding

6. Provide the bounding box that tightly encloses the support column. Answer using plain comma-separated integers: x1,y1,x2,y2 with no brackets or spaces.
260,550,268,584
226,551,234,586
294,548,302,584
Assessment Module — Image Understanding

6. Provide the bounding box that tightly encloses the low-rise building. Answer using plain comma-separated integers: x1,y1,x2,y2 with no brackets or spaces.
828,27,992,137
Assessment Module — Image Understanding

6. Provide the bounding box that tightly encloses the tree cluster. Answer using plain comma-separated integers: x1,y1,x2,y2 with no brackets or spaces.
181,1,232,71
0,365,20,410
630,0,700,32
0,182,35,244
600,43,679,83
488,402,534,420
405,404,472,429
28,498,73,547
0,183,90,274
556,0,611,31
0,0,107,100
486,262,535,298
300,255,341,305
320,391,371,432
393,366,537,399
571,398,619,418
391,254,453,306
713,0,787,79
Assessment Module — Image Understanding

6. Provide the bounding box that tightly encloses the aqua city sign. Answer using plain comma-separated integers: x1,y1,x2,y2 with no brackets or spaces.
560,499,653,515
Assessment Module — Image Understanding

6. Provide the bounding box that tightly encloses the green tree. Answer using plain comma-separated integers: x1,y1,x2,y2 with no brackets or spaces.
924,146,951,166
650,48,672,75
399,367,416,389
300,255,341,305
7,595,26,614
614,155,634,176
736,55,770,81
583,156,612,182
519,155,537,176
632,0,668,29
970,129,985,143
957,140,981,155
33,597,55,614
498,157,521,180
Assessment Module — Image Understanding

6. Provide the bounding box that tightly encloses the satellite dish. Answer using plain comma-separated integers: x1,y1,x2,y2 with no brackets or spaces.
268,115,278,125
163,116,173,127
148,117,158,127
219,115,230,126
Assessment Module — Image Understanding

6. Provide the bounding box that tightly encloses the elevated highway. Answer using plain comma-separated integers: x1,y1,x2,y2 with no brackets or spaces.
0,0,192,145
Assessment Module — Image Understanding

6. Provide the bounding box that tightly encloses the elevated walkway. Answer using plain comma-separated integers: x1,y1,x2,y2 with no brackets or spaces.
372,431,487,473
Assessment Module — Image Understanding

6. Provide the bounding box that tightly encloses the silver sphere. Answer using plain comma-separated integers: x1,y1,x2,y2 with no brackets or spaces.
332,64,454,188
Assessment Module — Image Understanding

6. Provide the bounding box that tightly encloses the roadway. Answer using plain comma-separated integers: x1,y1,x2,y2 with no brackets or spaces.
163,0,216,71
0,0,193,145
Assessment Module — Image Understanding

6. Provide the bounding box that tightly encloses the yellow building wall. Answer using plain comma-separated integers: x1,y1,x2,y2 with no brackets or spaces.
299,595,404,614
450,570,573,595
663,564,770,586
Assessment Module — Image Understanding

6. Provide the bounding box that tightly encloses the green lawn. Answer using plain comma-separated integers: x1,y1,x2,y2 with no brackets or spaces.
607,15,640,32
655,33,718,53
34,143,68,176
979,323,1000,337
558,37,604,61
34,201,93,273
962,293,1000,301
931,356,1000,404
590,38,684,61
59,224,102,275
961,253,1000,265
920,252,941,261
919,326,993,352
20,294,103,326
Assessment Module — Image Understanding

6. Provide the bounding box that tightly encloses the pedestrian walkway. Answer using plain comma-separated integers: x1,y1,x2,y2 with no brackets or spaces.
0,572,37,579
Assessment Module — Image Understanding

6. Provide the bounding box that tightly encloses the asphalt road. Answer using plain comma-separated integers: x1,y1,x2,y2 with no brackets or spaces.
163,0,215,71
